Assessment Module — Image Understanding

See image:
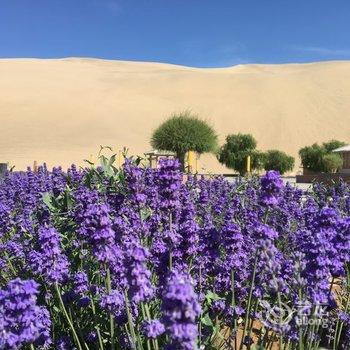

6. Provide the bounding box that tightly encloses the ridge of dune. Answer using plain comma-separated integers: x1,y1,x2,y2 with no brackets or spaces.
1,58,350,173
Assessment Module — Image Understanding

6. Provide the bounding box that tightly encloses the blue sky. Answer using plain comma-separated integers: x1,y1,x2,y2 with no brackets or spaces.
1,0,350,67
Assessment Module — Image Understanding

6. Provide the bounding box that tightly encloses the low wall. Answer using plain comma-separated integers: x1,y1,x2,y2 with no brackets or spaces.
296,173,350,184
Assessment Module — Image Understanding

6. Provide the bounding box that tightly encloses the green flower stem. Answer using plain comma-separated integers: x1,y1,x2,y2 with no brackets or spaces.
334,266,350,349
141,303,152,350
54,283,83,350
306,305,319,350
169,213,173,270
4,251,16,276
124,290,139,350
198,264,202,349
276,290,283,349
257,326,267,347
284,339,290,350
240,254,258,350
334,291,350,349
105,267,116,350
90,297,105,350
144,303,159,350
297,269,304,350
69,307,90,350
106,267,115,350
247,298,259,349
231,270,238,345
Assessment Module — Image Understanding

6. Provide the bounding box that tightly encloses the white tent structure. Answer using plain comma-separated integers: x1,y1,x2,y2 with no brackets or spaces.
333,145,350,173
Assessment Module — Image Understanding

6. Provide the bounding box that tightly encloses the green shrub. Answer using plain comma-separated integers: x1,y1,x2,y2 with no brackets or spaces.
299,139,346,172
299,143,327,172
322,139,347,153
263,150,295,174
151,111,218,170
217,134,264,175
322,153,343,173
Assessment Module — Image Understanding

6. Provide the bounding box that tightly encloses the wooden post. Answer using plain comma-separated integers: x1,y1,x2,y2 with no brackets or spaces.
0,163,7,179
33,161,38,173
246,155,251,174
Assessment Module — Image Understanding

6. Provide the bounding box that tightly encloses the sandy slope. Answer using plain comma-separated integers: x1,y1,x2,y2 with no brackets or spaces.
1,58,350,173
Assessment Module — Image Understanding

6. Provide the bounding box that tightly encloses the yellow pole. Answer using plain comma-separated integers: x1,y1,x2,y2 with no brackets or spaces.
118,150,124,168
188,151,195,173
246,155,251,174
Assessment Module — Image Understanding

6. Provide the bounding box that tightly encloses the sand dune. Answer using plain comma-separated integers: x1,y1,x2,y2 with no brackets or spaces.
1,58,350,173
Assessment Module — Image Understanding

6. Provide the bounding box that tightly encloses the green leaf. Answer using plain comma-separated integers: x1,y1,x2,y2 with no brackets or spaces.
201,314,214,327
53,306,61,313
83,159,95,166
140,207,152,221
42,192,55,210
205,291,222,301
100,155,108,169
64,189,73,210
109,154,117,166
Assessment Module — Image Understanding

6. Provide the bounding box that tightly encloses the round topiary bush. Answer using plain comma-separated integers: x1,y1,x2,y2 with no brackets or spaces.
151,111,218,170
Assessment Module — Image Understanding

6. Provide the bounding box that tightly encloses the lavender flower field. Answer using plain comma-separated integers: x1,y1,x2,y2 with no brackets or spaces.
1,154,350,350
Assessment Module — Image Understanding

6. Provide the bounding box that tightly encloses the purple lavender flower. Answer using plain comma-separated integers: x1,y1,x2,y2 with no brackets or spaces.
123,158,148,206
175,187,200,262
142,319,165,338
56,336,75,350
73,271,89,295
126,245,154,304
157,158,182,212
1,151,350,349
260,170,283,206
162,270,201,350
79,202,120,264
86,331,98,343
99,289,125,321
29,226,69,285
215,223,248,303
0,278,52,349
0,202,11,238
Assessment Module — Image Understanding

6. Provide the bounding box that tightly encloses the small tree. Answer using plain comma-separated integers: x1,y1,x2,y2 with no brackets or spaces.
299,143,326,172
263,150,295,175
217,133,264,175
151,111,218,170
322,153,343,173
299,139,346,173
322,139,346,153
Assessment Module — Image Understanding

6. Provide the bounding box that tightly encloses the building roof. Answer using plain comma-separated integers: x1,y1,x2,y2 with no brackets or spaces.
144,149,176,156
333,145,350,153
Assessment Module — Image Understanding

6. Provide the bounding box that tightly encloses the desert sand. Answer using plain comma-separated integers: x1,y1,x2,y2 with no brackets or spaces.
1,58,350,173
